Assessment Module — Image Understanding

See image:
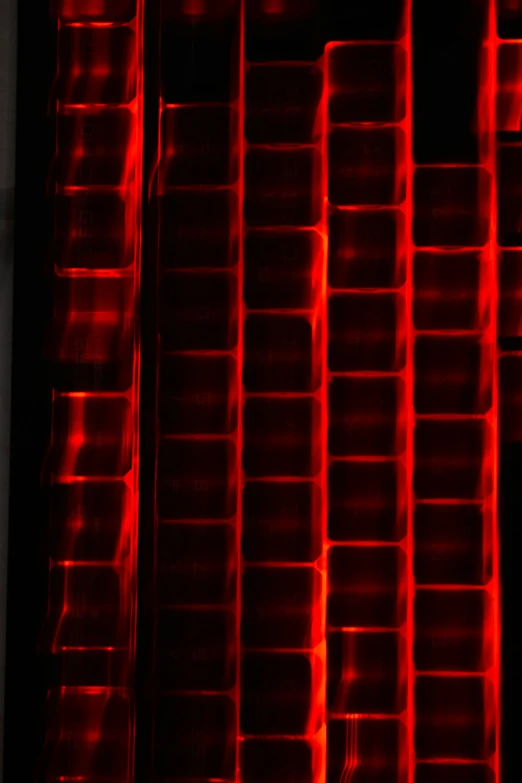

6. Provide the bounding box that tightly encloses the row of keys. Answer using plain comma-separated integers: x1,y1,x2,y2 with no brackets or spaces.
411,3,499,780
44,1,143,780
325,28,410,783
149,3,243,782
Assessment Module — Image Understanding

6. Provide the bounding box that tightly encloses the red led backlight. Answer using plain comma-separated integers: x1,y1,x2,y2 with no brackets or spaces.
4,1,509,781
38,0,143,779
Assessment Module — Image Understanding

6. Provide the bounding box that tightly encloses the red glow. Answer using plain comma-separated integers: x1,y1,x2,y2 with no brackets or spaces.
325,11,411,783
35,2,505,781
239,6,327,781
409,5,500,783
44,0,143,779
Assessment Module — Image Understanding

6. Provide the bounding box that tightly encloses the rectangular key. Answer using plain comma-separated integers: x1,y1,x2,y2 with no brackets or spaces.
414,503,490,586
156,522,236,605
50,395,133,478
414,589,492,672
241,565,322,649
328,376,405,458
243,313,321,394
242,480,322,563
328,461,407,543
44,688,133,780
327,717,407,783
241,651,319,735
156,438,237,520
328,545,406,629
243,397,321,478
327,630,406,714
57,25,136,106
328,44,406,124
415,675,495,760
154,693,236,779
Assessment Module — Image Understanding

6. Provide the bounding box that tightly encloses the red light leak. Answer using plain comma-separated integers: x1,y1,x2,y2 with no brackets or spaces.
39,0,504,782
44,0,143,780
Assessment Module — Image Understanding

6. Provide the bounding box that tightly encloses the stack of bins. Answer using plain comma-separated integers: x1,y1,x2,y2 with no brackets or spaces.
324,4,411,783
412,2,499,782
150,2,241,780
240,4,326,783
44,0,143,781
496,1,522,780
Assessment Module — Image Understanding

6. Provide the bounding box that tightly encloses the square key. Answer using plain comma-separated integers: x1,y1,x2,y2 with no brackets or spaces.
158,354,237,435
241,652,317,735
329,376,405,458
242,565,322,649
242,738,315,783
327,717,407,783
414,336,491,415
413,251,485,331
328,208,405,290
159,271,238,351
243,313,320,393
45,689,132,780
414,503,489,586
499,251,522,338
244,229,322,310
161,106,238,187
415,675,494,760
154,693,235,779
498,146,522,246
328,293,405,372
245,64,323,144
156,522,236,605
155,608,236,690
327,631,406,714
157,438,237,520
49,565,128,649
413,167,490,248
56,108,133,187
415,762,494,783
328,44,405,124
414,420,489,500
159,190,238,270
49,481,130,562
329,128,405,206
328,460,406,543
243,397,321,478
161,9,240,103
414,589,492,673
51,0,135,21
328,545,406,628
245,148,322,227
50,396,132,478
242,480,322,563
57,26,136,105
54,192,132,270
